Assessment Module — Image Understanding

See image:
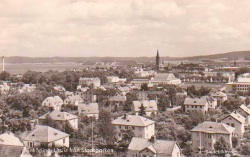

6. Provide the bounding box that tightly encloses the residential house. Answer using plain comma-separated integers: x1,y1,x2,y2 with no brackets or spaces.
128,137,181,157
78,103,99,119
132,100,158,116
236,104,250,126
118,86,131,95
136,91,149,101
38,110,78,130
183,97,208,114
109,93,126,106
211,91,228,104
64,95,83,106
202,96,217,109
79,77,101,88
53,85,66,94
75,89,96,103
191,121,235,151
221,111,245,137
64,91,74,97
112,114,155,139
0,132,28,157
18,84,36,93
19,125,69,148
42,96,63,110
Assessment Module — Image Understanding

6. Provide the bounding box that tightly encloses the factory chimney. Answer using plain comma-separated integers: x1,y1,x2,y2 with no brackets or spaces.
2,56,4,72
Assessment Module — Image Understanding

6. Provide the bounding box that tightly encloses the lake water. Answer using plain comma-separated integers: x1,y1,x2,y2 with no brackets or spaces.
1,63,93,74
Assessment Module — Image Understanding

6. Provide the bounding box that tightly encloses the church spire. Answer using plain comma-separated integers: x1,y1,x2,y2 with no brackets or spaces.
156,49,160,71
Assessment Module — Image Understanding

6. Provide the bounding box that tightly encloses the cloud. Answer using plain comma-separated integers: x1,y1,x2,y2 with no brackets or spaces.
0,0,250,57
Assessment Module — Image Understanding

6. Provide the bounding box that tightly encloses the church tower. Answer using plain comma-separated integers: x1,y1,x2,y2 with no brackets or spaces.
156,49,160,71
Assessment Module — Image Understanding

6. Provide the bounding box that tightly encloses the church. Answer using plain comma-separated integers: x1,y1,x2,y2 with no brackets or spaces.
152,50,182,85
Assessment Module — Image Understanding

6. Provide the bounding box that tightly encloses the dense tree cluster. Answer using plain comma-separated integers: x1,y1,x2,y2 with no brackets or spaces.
187,85,211,97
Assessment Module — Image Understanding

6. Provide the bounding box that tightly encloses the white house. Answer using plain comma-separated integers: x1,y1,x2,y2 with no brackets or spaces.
183,97,208,114
79,77,101,88
38,110,78,130
42,96,63,110
75,89,97,103
19,125,69,148
236,104,250,126
190,121,235,151
64,95,83,106
112,114,155,139
221,111,245,137
202,96,217,109
109,93,126,106
78,103,99,119
136,91,149,101
117,86,131,95
210,91,228,104
132,100,158,116
128,137,181,157
53,85,66,94
18,84,36,93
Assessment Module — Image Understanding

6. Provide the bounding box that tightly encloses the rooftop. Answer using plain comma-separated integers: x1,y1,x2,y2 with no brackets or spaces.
19,125,69,143
38,110,78,121
112,115,155,127
191,121,235,134
128,137,177,155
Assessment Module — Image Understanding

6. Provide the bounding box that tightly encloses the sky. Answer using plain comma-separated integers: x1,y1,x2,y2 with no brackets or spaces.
0,0,250,57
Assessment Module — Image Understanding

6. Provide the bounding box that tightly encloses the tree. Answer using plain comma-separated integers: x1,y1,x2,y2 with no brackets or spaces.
0,71,11,81
97,109,116,143
241,143,250,155
232,136,239,148
157,94,170,111
120,128,135,146
214,137,231,156
65,120,76,138
140,83,148,91
176,128,191,142
138,104,146,116
166,85,177,107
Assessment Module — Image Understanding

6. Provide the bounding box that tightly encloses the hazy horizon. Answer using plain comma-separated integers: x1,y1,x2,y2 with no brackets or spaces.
1,0,250,57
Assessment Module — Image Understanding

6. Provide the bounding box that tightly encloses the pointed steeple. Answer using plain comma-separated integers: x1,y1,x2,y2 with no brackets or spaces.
156,49,160,71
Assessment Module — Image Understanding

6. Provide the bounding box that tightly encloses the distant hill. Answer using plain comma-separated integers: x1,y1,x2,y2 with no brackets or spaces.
1,51,250,63
175,51,250,61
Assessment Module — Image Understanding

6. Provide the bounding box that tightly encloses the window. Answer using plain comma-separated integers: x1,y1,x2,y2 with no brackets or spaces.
231,123,235,127
207,134,212,138
125,126,128,129
119,126,122,129
132,127,135,130
63,139,65,143
209,143,212,147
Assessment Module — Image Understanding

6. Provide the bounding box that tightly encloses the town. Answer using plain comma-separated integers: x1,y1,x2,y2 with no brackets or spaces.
0,51,250,157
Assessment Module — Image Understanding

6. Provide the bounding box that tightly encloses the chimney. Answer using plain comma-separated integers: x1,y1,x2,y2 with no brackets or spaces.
123,113,128,119
149,135,156,143
2,56,4,72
